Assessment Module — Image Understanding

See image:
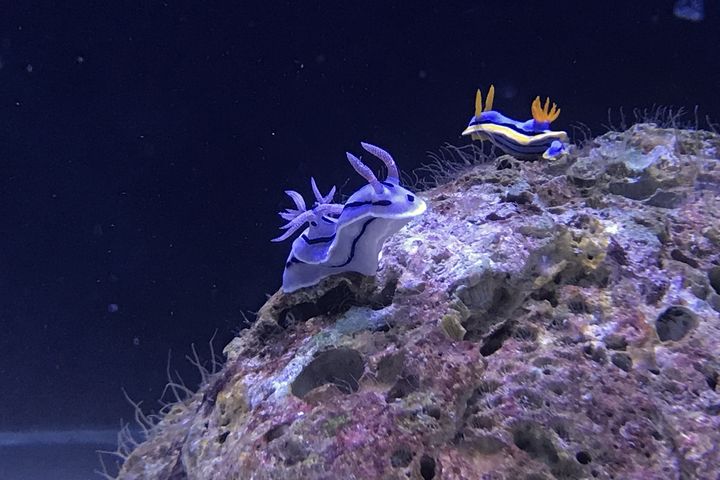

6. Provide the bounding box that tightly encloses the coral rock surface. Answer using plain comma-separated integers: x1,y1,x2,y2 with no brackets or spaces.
117,125,720,480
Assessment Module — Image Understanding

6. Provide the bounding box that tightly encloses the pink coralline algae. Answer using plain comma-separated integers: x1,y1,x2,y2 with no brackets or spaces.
111,124,720,480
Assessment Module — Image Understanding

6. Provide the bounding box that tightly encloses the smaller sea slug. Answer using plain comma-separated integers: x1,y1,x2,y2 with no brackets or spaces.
462,84,569,160
273,142,427,293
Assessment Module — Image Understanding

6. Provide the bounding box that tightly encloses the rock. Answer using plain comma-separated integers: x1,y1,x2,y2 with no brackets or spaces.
644,189,686,208
603,333,628,351
114,124,720,480
608,173,659,200
611,352,633,372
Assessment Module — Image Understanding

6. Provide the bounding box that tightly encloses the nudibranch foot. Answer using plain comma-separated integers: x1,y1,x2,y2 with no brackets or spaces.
274,143,426,293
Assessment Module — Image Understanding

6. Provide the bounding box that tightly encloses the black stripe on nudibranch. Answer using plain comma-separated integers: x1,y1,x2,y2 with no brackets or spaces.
286,255,305,268
302,233,336,245
343,199,393,209
406,194,415,202
344,200,372,209
332,217,376,268
381,181,395,188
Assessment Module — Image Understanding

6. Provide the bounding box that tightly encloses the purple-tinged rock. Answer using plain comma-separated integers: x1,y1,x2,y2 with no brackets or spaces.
114,125,720,480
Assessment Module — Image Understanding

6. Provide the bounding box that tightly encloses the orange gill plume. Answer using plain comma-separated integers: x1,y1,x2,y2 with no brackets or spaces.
531,95,561,123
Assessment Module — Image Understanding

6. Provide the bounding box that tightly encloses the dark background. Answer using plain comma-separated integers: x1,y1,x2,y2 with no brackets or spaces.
1,1,718,430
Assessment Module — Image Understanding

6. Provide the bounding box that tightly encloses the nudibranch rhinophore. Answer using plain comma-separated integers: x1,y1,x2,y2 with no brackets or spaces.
272,142,427,293
461,85,570,160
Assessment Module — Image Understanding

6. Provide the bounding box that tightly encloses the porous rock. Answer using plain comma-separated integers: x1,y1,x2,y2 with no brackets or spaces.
116,125,720,480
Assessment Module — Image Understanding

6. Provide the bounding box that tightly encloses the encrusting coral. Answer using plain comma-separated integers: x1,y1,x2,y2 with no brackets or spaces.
107,123,720,480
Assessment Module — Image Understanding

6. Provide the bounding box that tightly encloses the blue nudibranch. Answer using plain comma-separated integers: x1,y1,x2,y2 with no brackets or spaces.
273,142,427,293
462,85,569,160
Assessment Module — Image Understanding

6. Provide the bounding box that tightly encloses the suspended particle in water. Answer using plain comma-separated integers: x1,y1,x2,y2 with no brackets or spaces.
499,84,518,100
107,303,119,313
25,64,33,73
674,0,704,21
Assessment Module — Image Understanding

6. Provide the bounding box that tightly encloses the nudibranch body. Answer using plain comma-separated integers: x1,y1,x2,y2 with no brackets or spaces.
273,142,426,293
462,85,569,160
